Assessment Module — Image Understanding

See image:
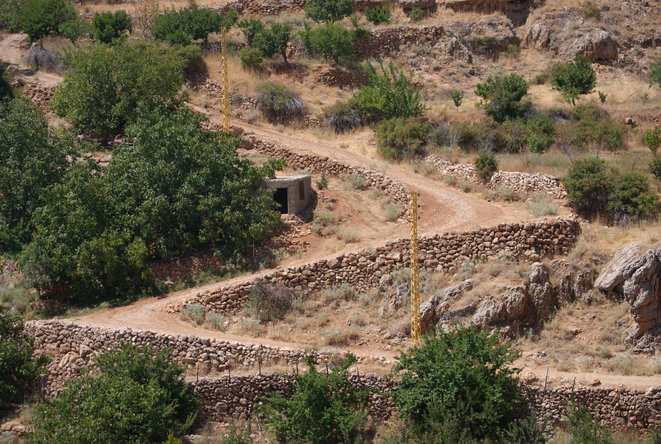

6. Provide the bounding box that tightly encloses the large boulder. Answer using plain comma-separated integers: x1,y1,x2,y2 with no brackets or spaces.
558,28,618,61
622,247,661,341
594,243,642,293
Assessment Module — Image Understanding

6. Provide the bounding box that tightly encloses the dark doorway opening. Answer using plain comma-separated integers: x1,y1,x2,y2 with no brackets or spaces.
274,187,288,214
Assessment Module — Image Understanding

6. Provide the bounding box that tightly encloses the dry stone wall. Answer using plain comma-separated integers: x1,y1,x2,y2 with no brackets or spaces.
171,218,580,315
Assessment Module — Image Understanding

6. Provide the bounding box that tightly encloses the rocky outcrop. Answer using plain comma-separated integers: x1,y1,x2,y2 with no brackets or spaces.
594,244,643,294
399,0,436,10
419,279,474,331
353,26,447,60
622,248,661,342
557,28,618,62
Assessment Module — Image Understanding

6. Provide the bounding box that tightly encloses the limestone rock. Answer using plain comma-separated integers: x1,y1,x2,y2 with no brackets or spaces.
595,243,642,293
559,29,618,61
623,247,661,341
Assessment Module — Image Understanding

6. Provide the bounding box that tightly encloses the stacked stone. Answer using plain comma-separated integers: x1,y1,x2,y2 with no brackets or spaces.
353,26,447,60
22,82,55,112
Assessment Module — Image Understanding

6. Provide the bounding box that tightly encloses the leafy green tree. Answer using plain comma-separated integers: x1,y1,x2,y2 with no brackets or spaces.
570,104,626,151
30,344,197,443
254,23,292,64
450,90,463,110
607,171,661,221
0,63,12,101
375,117,430,160
650,157,661,183
552,55,597,106
0,0,25,32
20,0,82,42
238,18,264,46
260,354,367,444
51,41,185,140
90,10,132,43
475,73,528,122
650,58,661,89
0,309,49,405
353,62,425,121
389,324,520,441
475,151,498,181
0,98,82,250
304,0,354,23
150,7,237,43
526,113,556,154
565,404,613,444
305,23,354,64
563,157,614,218
239,47,263,70
365,6,390,25
643,125,660,157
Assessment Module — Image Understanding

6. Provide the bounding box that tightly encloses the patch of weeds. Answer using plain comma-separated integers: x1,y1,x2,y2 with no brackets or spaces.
203,311,226,331
557,357,576,372
336,227,360,243
180,303,205,325
383,203,401,222
236,318,262,336
459,180,472,193
248,280,296,323
316,172,328,190
312,210,339,236
526,193,559,216
496,187,520,202
458,261,477,280
445,174,457,187
411,159,435,176
321,327,359,346
345,172,367,190
581,1,601,20
322,283,357,303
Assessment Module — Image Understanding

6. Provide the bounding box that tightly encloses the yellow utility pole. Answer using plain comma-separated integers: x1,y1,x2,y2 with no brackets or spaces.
221,26,230,133
410,192,421,346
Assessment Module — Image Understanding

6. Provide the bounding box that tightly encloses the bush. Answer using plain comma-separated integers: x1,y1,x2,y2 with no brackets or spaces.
30,344,197,443
0,63,11,101
376,117,431,160
570,104,626,151
526,193,558,216
475,73,529,122
248,280,294,323
90,10,131,43
651,59,661,89
409,6,425,21
650,157,661,182
526,113,556,154
607,171,661,221
566,403,613,444
304,22,354,64
450,90,463,109
25,42,63,73
260,354,367,444
237,18,263,46
150,7,237,43
475,151,498,181
204,311,226,331
239,47,263,70
0,309,49,405
365,6,390,24
497,413,547,444
304,0,354,23
326,100,362,133
254,23,292,63
180,303,205,325
20,0,82,41
389,324,520,440
168,43,208,81
0,0,24,33
563,157,614,218
255,82,304,123
552,55,597,106
354,62,425,121
581,1,601,20
643,125,660,156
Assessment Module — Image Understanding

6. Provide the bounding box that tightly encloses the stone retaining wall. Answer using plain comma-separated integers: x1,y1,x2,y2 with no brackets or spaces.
171,218,580,315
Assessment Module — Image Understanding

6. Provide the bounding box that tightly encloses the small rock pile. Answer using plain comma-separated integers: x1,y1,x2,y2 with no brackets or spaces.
353,26,447,60
21,82,55,112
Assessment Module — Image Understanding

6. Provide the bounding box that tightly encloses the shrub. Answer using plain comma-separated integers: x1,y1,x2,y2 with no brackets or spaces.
651,59,661,89
336,227,359,243
650,157,661,182
254,23,292,63
365,6,390,25
0,309,49,405
497,413,547,444
566,403,612,444
354,62,425,121
30,344,197,443
90,10,131,43
304,0,354,23
304,22,354,64
204,311,226,331
169,44,208,81
20,0,82,41
312,210,338,235
326,100,362,133
260,354,367,443
563,157,614,218
475,73,528,122
409,6,425,21
180,303,205,325
450,90,463,110
0,0,24,33
376,117,431,160
239,47,263,70
607,171,661,221
237,18,263,46
316,171,328,189
598,90,607,103
581,1,601,20
150,7,237,43
25,42,63,73
248,280,294,323
0,63,12,100
475,151,498,181
552,55,597,106
389,324,520,440
526,193,559,216
526,113,556,154
570,104,627,151
346,172,367,190
255,82,304,123
383,203,401,221
535,71,552,85
643,125,660,157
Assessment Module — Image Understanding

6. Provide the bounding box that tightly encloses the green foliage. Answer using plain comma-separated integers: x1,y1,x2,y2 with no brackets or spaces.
552,55,597,106
566,404,612,444
409,6,425,21
260,354,368,444
475,151,498,181
255,82,304,123
650,157,661,182
563,158,614,218
90,10,131,43
581,1,601,20
570,104,626,151
30,343,197,443
0,309,49,405
643,125,660,156
254,23,292,63
375,117,430,160
238,18,264,46
239,47,263,70
169,44,208,81
526,113,556,154
248,280,294,323
651,59,661,89
304,22,354,64
0,63,12,101
598,90,607,103
304,0,354,23
389,324,520,441
0,98,83,250
326,100,362,134
607,171,661,221
150,7,237,43
475,73,529,122
51,41,185,140
20,0,82,41
365,5,390,25
450,90,463,109
354,62,425,122
0,0,24,33
497,413,547,444
220,424,253,443
316,171,329,189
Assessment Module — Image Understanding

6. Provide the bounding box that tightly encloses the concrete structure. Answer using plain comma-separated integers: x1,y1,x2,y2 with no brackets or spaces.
264,175,312,215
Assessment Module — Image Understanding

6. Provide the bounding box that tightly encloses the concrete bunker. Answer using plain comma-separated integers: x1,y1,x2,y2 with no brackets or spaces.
264,175,313,215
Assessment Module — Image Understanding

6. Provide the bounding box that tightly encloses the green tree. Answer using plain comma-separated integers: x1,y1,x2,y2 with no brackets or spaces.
353,62,425,121
389,324,520,441
304,0,354,23
20,0,82,42
566,404,613,444
305,23,354,64
650,157,661,183
260,354,367,444
90,10,132,43
375,117,430,160
607,171,661,221
238,18,264,46
552,54,597,106
450,90,463,110
563,157,614,218
50,41,185,140
30,344,197,443
643,125,660,157
239,47,263,70
475,151,498,181
365,6,390,25
650,58,661,89
526,113,556,154
254,23,292,64
0,98,82,250
0,0,25,32
475,73,529,122
0,63,12,101
0,309,49,405
150,7,237,43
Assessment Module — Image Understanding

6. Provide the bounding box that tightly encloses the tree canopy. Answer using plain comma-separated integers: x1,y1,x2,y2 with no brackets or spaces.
304,23,354,64
20,0,82,42
254,23,292,64
475,73,529,122
90,10,132,43
552,55,597,106
304,0,354,23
